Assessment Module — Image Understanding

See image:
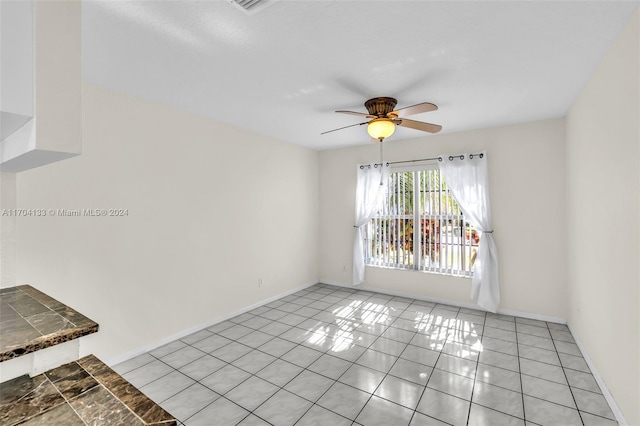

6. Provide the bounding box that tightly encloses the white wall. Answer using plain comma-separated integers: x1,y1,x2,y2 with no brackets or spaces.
0,172,16,287
0,0,33,143
319,118,567,318
566,10,639,426
1,0,82,171
15,83,320,362
0,0,33,118
32,0,81,155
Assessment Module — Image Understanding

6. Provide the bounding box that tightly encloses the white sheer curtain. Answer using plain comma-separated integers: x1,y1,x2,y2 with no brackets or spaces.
353,165,389,285
439,152,500,312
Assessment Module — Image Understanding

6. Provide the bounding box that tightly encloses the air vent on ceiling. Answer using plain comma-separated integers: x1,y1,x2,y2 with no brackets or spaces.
228,0,277,14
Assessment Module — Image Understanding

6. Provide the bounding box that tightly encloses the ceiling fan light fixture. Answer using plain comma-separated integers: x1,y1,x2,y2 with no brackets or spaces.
367,118,395,141
322,97,441,138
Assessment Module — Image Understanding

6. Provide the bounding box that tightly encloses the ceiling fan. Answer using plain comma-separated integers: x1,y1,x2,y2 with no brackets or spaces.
322,97,442,142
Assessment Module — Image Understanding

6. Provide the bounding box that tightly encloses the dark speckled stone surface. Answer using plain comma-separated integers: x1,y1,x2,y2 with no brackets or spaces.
77,355,176,425
0,355,176,426
0,377,65,425
0,285,99,361
19,403,85,426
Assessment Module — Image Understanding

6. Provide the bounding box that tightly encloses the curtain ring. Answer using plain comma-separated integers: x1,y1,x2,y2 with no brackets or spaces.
459,155,464,160
438,157,443,162
480,153,484,158
469,154,474,159
448,156,453,161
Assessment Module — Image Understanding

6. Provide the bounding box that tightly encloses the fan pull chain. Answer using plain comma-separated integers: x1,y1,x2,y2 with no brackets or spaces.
379,141,384,186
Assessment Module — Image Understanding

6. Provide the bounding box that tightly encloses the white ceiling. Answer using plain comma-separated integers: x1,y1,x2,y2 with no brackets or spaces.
82,0,639,150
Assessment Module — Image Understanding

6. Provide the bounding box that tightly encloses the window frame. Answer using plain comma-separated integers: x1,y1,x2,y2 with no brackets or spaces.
365,164,479,278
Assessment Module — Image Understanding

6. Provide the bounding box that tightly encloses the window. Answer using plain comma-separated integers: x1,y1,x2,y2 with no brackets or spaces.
365,167,480,277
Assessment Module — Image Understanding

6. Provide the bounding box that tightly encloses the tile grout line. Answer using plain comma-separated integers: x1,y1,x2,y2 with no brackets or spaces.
426,337,535,421
301,291,434,424
545,321,585,426
287,288,410,425
263,288,541,423
68,361,148,426
406,303,454,426
514,312,528,424
464,308,487,426
46,370,91,426
341,298,418,424
183,287,391,425
7,374,88,426
141,301,462,422
294,292,417,424
182,329,311,424
167,307,315,424
512,318,602,418
139,329,272,423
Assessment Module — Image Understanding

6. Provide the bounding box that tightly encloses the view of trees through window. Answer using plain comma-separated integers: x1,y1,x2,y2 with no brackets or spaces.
366,168,479,277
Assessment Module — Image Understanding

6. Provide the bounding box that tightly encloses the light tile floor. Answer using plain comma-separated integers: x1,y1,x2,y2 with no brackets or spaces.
114,284,618,426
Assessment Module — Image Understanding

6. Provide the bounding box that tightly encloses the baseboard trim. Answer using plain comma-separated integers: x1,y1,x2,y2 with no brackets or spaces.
497,308,567,325
567,323,627,426
320,279,567,324
321,279,482,311
105,280,319,366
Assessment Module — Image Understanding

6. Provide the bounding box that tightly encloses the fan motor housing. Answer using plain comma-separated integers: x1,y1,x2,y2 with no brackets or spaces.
365,97,397,117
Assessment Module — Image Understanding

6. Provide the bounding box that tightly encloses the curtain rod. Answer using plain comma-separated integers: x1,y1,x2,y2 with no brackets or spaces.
359,152,484,169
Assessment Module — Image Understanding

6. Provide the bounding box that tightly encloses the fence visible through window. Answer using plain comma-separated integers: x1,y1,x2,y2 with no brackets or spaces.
365,168,479,277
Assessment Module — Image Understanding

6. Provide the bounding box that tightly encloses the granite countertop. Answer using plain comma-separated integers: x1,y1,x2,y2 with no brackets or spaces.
0,354,176,425
0,285,99,361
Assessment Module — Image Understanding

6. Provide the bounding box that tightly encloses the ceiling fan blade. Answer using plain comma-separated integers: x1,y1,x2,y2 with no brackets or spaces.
396,118,442,133
321,121,368,135
391,102,438,118
336,110,375,118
